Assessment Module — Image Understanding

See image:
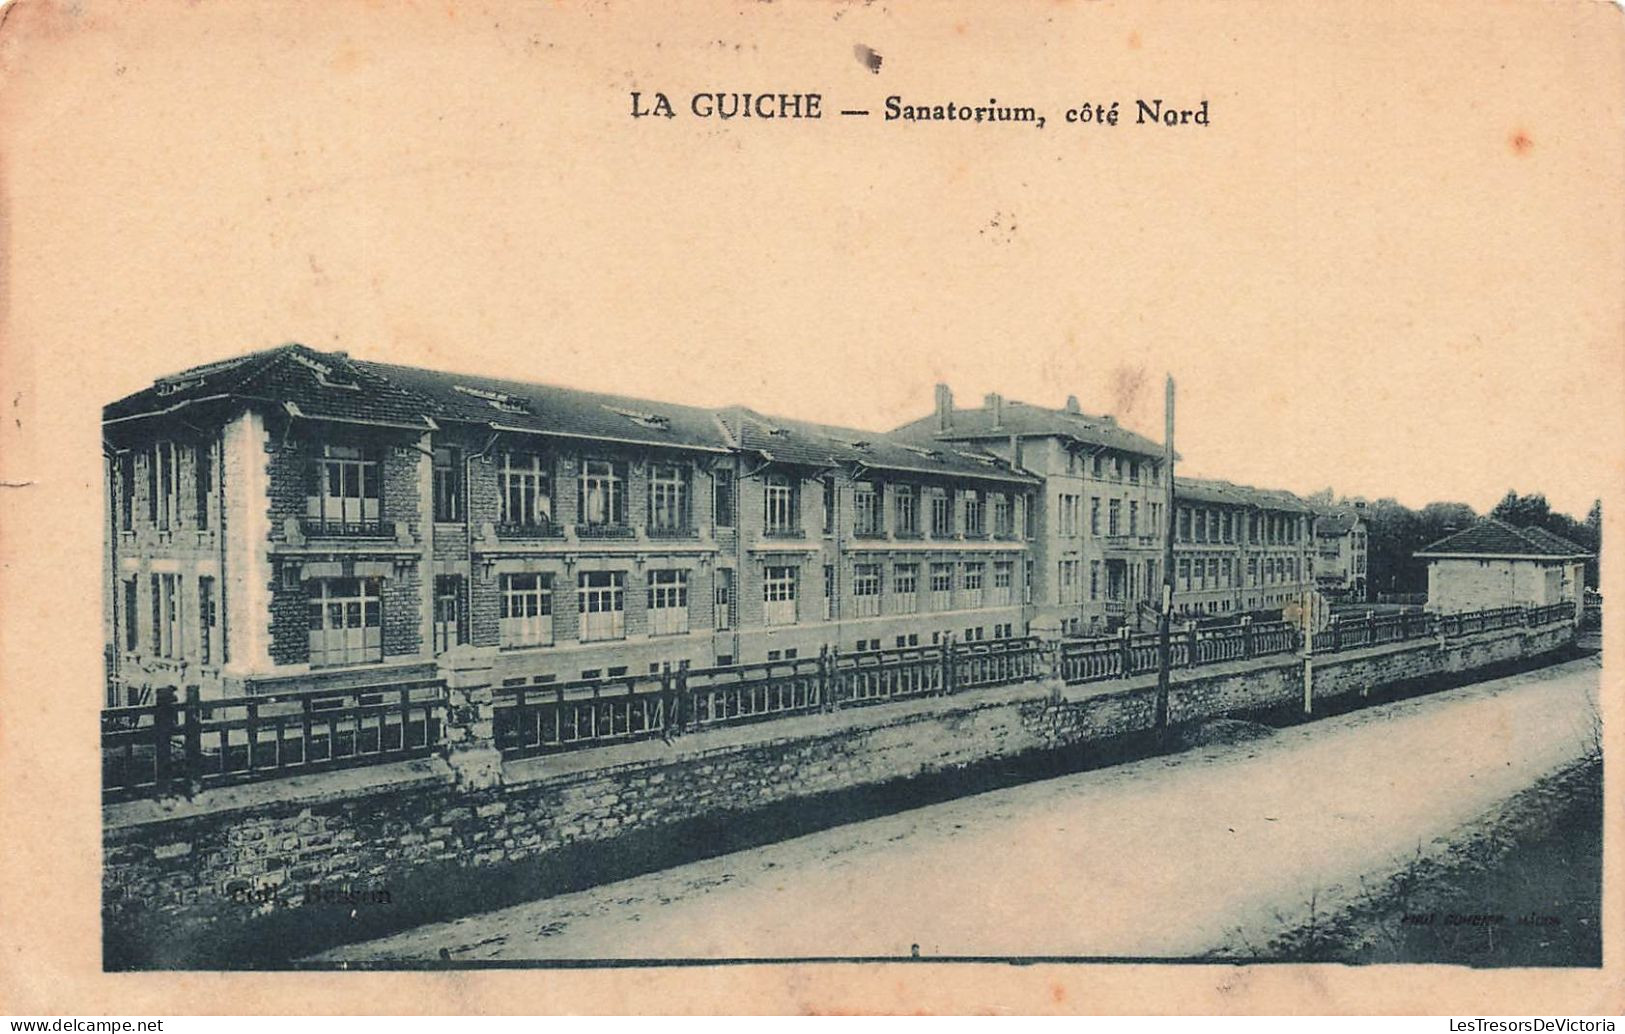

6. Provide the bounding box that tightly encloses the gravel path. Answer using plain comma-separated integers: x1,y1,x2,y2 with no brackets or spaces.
313,652,1600,962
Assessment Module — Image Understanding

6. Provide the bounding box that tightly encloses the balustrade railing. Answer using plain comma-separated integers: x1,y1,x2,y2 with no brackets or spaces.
106,603,1578,798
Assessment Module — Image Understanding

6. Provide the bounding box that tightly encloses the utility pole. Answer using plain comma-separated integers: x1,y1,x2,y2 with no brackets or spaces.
1155,375,1175,747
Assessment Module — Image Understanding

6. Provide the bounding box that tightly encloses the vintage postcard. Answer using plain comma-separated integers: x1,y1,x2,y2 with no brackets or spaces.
0,0,1622,1016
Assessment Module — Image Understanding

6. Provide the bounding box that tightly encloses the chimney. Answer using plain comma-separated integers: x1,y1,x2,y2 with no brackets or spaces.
1064,394,1080,415
935,383,954,432
984,392,1004,430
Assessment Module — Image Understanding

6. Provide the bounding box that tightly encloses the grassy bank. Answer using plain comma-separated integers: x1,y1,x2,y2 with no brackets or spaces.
1248,756,1602,967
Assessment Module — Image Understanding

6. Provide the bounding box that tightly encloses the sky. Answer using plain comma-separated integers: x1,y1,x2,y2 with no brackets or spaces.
5,0,1623,519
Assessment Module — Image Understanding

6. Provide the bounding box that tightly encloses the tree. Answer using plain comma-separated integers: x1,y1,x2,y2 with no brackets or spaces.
1491,490,1552,530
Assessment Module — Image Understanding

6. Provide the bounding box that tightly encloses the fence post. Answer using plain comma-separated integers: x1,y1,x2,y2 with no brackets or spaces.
1118,626,1133,675
183,686,202,796
439,645,503,791
658,664,674,741
1366,611,1377,645
1241,615,1254,659
1185,622,1199,668
675,662,690,735
817,645,833,713
942,634,958,695
152,686,176,797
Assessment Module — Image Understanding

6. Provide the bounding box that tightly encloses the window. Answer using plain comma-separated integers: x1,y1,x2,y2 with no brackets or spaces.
305,444,381,533
1129,500,1139,536
992,561,1013,605
1108,499,1122,536
764,474,798,535
1024,559,1034,604
895,486,918,537
149,574,160,654
930,562,954,609
1179,507,1192,542
648,463,690,532
1178,558,1191,592
852,563,881,617
306,577,382,668
148,573,183,658
763,565,798,625
122,578,138,651
118,453,135,532
434,447,464,523
929,489,953,537
497,451,551,528
716,569,735,630
194,443,211,529
894,563,919,613
853,481,882,537
1057,560,1080,605
1207,511,1218,543
647,570,690,636
1092,454,1104,478
577,571,625,641
151,442,180,530
963,491,983,537
1207,558,1219,588
963,562,984,607
993,494,1012,537
1090,560,1100,601
713,468,736,528
821,477,836,535
435,575,467,653
578,459,626,528
1128,459,1140,484
1090,497,1101,536
823,563,835,620
197,576,216,664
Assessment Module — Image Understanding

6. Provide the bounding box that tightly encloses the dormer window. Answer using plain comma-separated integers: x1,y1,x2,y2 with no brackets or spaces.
452,384,531,414
604,406,670,431
289,351,360,391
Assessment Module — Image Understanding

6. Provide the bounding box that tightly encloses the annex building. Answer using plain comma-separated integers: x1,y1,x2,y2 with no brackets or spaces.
1415,518,1591,617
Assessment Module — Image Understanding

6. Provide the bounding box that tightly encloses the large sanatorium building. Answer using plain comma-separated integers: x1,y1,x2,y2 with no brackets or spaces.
102,345,1319,704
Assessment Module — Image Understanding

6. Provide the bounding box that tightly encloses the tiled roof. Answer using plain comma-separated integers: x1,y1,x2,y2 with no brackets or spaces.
1174,476,1313,513
106,345,1037,485
892,400,1166,459
721,407,1038,485
103,344,436,429
1315,510,1361,535
353,359,733,453
1416,518,1591,558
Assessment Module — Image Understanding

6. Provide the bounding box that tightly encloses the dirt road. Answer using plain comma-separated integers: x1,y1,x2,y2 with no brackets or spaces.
314,653,1600,962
